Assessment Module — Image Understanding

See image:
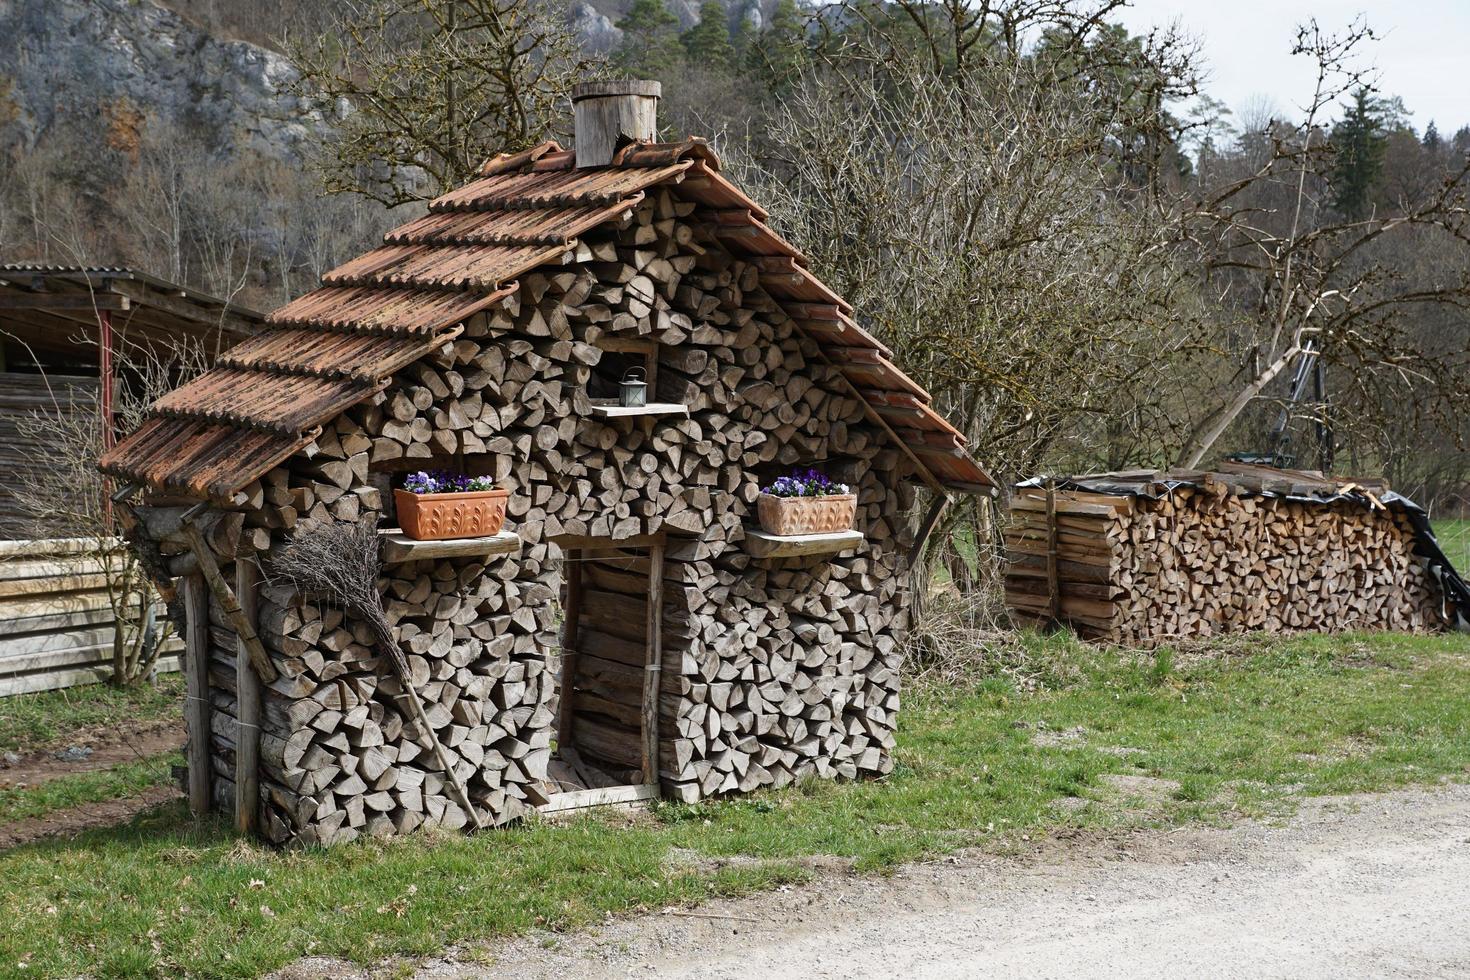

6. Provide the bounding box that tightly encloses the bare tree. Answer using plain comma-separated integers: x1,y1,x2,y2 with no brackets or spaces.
733,8,1207,592
1175,19,1470,468
287,0,597,207
7,333,210,686
117,122,195,284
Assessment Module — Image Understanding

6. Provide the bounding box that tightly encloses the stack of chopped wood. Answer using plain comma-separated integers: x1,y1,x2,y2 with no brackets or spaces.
1005,464,1447,644
128,183,918,844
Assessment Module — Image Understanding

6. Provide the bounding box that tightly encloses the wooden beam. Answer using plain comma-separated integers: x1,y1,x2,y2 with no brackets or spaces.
586,402,689,419
593,336,657,354
642,539,664,788
0,304,122,339
107,281,258,337
836,371,948,496
182,574,211,816
787,320,950,496
908,495,950,567
557,549,582,752
180,521,279,682
0,292,129,311
380,529,520,563
1045,480,1061,623
743,528,864,560
537,783,659,814
235,558,262,835
551,532,664,551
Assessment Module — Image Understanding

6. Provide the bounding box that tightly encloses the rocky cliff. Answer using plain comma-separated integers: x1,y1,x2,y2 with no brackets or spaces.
572,0,772,53
0,0,777,164
0,0,321,160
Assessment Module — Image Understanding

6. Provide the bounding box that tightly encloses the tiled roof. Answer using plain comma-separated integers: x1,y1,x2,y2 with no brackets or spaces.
101,138,992,500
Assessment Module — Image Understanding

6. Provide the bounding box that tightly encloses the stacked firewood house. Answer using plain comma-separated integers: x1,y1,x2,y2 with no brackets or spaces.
100,81,994,845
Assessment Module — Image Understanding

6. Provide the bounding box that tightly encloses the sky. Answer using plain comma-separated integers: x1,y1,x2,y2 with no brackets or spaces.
1113,0,1470,135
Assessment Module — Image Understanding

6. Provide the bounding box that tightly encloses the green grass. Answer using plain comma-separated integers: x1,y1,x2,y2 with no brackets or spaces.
1435,518,1469,573
2,631,1469,977
0,675,183,755
0,751,181,824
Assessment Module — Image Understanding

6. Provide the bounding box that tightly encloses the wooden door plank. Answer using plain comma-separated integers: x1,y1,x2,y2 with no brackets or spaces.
641,540,664,788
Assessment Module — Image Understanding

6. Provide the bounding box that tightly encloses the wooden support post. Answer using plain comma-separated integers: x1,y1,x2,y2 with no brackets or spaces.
833,370,948,497
908,494,950,567
180,521,279,683
235,558,261,835
1045,480,1061,624
182,573,211,816
99,308,115,532
557,549,582,752
641,539,664,788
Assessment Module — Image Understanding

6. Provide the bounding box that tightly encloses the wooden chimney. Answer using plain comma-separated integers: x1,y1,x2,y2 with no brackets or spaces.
572,79,661,168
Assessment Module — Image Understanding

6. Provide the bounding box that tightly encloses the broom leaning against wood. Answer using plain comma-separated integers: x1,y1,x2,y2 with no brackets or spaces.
272,517,485,830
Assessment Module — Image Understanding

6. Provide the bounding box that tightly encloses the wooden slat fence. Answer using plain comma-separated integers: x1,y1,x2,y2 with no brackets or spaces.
0,537,180,696
0,372,101,539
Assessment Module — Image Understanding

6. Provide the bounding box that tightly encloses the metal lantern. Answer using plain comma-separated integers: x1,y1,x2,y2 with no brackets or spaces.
619,366,647,407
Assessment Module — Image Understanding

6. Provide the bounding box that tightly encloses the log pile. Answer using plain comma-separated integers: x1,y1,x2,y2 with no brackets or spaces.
131,184,919,844
1005,465,1448,644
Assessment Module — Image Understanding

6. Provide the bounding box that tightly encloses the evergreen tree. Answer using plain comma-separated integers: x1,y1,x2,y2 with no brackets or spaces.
615,0,683,77
1330,87,1389,220
1422,120,1441,151
1455,126,1470,157
746,0,807,92
682,0,735,71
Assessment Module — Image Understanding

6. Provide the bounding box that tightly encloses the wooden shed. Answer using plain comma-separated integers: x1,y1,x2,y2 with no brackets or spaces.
99,81,993,844
0,265,262,535
0,266,263,695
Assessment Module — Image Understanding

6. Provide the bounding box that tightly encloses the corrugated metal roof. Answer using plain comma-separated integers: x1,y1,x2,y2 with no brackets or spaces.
102,137,993,498
0,265,267,323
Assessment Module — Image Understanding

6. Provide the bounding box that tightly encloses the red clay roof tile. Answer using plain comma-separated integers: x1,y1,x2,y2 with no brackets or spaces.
270,286,513,335
99,416,314,500
218,328,454,381
322,243,565,291
478,140,565,177
384,200,639,247
152,369,379,435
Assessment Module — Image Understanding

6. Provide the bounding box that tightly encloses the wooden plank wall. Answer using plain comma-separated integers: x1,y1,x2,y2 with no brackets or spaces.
0,373,100,539
0,537,182,697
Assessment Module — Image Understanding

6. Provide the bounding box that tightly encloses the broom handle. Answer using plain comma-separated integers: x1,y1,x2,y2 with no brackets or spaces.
374,625,485,831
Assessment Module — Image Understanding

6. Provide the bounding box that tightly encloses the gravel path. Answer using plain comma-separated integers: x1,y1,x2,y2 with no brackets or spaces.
282,783,1470,980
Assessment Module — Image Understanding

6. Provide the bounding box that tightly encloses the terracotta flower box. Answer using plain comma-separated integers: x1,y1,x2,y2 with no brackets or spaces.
393,487,510,541
757,492,857,536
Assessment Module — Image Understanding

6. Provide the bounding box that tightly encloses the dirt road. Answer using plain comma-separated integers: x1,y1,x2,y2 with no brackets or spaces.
350,783,1470,980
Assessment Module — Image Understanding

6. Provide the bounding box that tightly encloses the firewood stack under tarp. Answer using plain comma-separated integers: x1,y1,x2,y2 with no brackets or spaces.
1004,463,1468,644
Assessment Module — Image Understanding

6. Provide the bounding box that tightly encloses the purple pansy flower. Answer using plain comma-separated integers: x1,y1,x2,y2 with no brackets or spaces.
761,467,849,498
402,470,494,494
